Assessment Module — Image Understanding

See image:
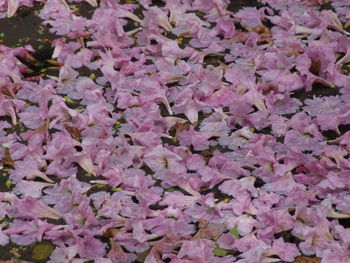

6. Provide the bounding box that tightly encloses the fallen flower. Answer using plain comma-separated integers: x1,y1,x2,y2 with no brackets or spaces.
10,196,62,220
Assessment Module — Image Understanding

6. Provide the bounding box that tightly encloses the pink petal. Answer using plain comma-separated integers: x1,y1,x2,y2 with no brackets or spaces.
7,0,19,17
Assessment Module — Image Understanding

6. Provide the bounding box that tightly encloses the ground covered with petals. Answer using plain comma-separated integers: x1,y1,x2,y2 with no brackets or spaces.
0,0,350,262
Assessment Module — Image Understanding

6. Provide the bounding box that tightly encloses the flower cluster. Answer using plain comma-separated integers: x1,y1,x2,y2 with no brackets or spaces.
0,0,350,262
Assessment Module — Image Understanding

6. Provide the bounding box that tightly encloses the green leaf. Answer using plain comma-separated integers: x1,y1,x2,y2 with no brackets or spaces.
229,224,240,239
195,11,205,17
112,123,122,130
214,247,228,257
32,244,54,260
5,179,12,188
93,183,107,188
76,105,86,109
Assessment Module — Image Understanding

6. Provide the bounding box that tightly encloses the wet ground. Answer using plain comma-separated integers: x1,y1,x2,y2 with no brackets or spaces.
0,0,348,262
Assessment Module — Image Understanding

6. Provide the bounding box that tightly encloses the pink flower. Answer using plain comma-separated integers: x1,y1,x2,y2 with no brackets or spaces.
214,17,236,38
178,239,215,262
284,112,325,152
269,115,288,137
144,145,183,172
265,93,302,115
256,209,295,241
137,76,173,115
209,151,250,178
225,214,257,236
263,174,301,195
321,248,350,263
76,153,95,174
336,36,350,65
184,193,224,221
217,233,236,250
114,232,149,253
170,87,204,123
219,177,257,198
64,200,99,227
186,154,206,171
271,238,300,262
10,157,54,183
0,223,9,246
107,238,136,262
218,127,254,150
177,128,212,150
13,180,53,198
42,176,90,213
235,7,263,28
10,197,62,220
77,235,107,259
332,131,350,151
142,6,172,32
200,109,230,133
234,244,272,263
160,191,199,210
298,223,335,256
198,165,225,187
48,245,79,263
4,219,58,245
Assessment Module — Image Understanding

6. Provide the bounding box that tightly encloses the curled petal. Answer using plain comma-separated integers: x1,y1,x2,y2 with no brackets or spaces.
85,0,98,7
7,0,19,18
11,197,62,220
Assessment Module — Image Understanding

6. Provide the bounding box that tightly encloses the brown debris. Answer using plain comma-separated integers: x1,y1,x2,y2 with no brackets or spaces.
2,147,14,167
64,124,81,140
293,256,322,263
34,119,50,134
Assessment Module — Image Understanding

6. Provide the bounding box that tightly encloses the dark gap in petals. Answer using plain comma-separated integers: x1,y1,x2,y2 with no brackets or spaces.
227,0,259,12
291,83,340,103
149,203,167,210
253,176,265,188
145,59,154,65
150,0,166,7
140,164,154,175
322,130,338,141
123,18,140,33
48,128,60,134
338,218,350,228
204,55,225,68
47,218,66,225
319,2,335,11
147,235,163,242
161,137,179,147
258,126,272,134
202,185,231,202
165,81,180,88
162,31,178,41
233,22,250,32
77,66,103,78
74,146,83,152
339,124,350,136
131,196,139,204
274,230,302,245
70,2,95,19
158,104,169,117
